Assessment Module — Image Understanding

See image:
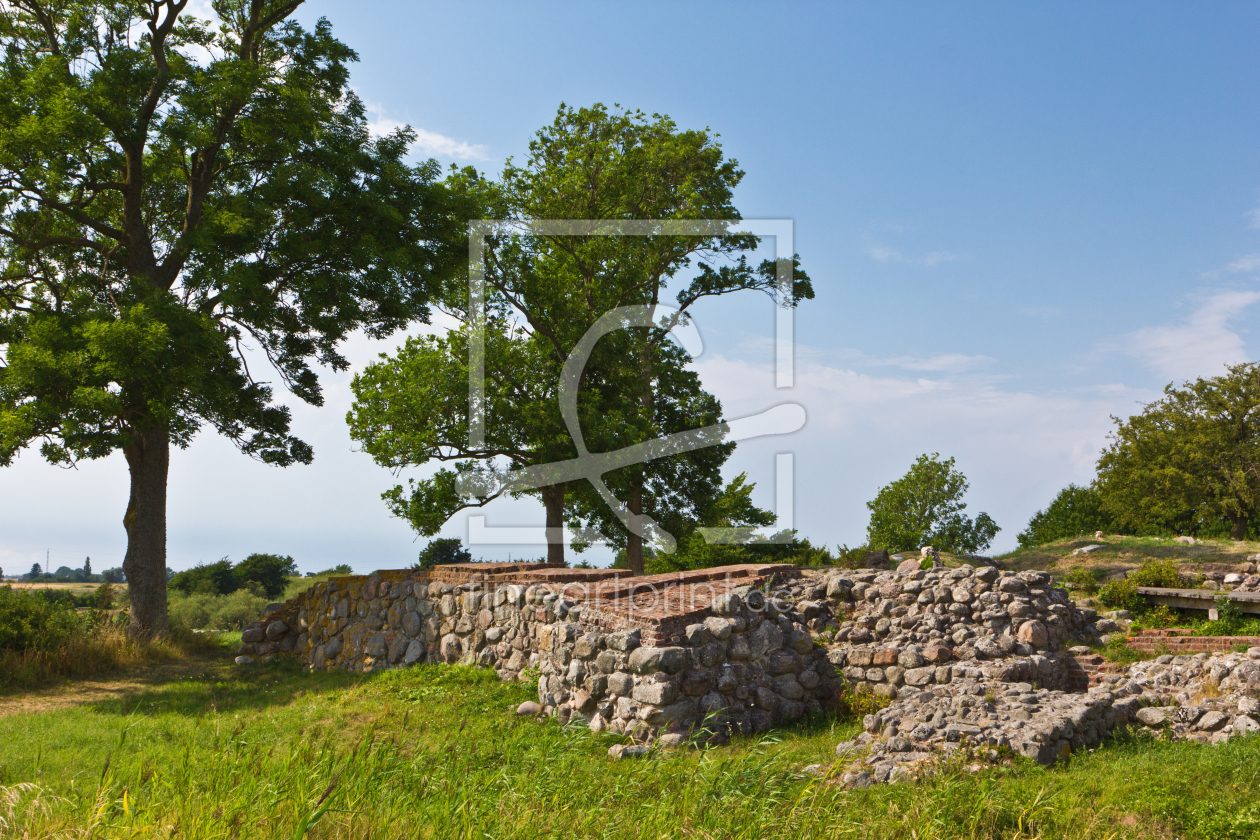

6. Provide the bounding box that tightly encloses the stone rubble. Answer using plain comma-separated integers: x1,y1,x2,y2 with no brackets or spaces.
237,558,1260,786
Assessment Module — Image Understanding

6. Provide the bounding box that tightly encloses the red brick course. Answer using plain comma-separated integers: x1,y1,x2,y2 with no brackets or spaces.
1124,628,1260,654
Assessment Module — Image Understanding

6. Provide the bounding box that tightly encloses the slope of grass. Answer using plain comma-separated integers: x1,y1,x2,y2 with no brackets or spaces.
996,535,1259,583
3,658,1260,839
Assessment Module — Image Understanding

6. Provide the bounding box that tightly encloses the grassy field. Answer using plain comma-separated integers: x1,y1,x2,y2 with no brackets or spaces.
995,535,1259,581
3,643,1260,839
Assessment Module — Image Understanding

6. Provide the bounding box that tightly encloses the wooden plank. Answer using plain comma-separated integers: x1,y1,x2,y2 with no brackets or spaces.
1135,586,1260,615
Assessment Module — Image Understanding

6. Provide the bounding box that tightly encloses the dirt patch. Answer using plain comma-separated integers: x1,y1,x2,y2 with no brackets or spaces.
0,652,232,718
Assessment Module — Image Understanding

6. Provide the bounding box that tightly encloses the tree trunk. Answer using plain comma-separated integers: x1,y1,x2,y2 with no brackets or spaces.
122,424,170,638
1230,514,1249,541
626,474,644,576
542,483,566,565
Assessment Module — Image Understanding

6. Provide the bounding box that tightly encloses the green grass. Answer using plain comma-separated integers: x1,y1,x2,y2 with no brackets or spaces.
4,656,1260,838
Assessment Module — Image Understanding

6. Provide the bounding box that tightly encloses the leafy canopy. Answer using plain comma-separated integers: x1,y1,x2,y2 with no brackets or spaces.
865,453,999,554
1017,484,1116,548
0,0,462,466
1096,362,1260,539
413,538,472,570
169,553,295,599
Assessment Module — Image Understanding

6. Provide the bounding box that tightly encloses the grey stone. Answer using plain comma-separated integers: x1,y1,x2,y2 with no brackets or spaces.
712,593,743,616
632,679,679,706
608,744,650,759
1196,711,1228,731
627,646,688,675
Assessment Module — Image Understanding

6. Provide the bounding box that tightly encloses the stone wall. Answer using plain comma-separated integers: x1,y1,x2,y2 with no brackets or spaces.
817,564,1099,697
243,562,840,742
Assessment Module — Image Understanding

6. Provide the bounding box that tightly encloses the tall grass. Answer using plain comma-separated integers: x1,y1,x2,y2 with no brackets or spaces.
3,661,1260,838
0,585,223,690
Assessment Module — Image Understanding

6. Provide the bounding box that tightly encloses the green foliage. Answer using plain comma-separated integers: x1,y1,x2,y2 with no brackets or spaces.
1097,578,1145,612
94,582,116,611
8,658,1260,838
414,538,473,570
1064,566,1101,593
1133,605,1181,629
1018,484,1115,547
0,585,81,652
0,1,466,634
1097,362,1260,539
833,544,871,570
1098,634,1153,664
167,589,271,631
1128,558,1185,589
354,104,813,572
169,554,296,599
233,554,298,599
169,559,239,597
312,564,354,577
865,453,1000,554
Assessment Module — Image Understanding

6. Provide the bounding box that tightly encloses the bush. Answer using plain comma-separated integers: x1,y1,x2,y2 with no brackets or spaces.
307,564,353,577
1097,578,1145,612
0,586,82,652
414,538,472,569
168,589,271,631
865,453,1000,554
1129,558,1184,588
170,559,239,596
233,553,297,599
1017,484,1116,548
1064,566,1100,593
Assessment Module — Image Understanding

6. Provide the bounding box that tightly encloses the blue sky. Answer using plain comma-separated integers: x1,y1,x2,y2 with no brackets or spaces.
5,1,1260,574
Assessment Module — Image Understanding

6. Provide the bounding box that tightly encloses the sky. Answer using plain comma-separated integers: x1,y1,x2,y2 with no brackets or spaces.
4,1,1260,575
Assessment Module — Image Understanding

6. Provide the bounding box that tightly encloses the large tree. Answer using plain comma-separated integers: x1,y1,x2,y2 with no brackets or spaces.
1096,363,1260,540
1016,483,1115,548
0,1,464,635
347,321,582,564
476,104,813,574
866,453,1000,554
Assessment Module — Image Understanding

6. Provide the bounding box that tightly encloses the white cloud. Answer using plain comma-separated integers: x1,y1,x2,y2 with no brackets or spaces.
1247,208,1260,229
691,351,1141,554
365,104,489,161
1226,254,1260,273
1122,289,1260,381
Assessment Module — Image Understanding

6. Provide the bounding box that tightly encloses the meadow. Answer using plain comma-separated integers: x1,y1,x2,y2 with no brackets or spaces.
3,643,1260,839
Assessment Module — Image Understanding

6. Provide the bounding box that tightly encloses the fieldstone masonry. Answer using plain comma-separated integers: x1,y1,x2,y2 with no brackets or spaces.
242,559,1260,782
242,562,839,741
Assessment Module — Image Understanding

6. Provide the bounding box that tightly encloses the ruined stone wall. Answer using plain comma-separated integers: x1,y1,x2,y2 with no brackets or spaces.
816,564,1100,697
244,562,839,741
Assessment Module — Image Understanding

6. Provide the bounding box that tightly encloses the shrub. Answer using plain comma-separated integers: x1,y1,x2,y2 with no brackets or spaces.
1064,566,1100,593
0,586,82,652
170,559,239,596
866,453,999,554
168,589,271,631
307,564,353,577
414,538,472,569
1017,484,1116,548
233,553,297,599
1129,558,1184,588
833,545,869,570
1098,578,1144,612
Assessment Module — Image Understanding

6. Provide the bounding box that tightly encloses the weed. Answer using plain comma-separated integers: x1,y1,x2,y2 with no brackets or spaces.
1098,578,1145,612
1129,559,1185,588
1065,566,1101,594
